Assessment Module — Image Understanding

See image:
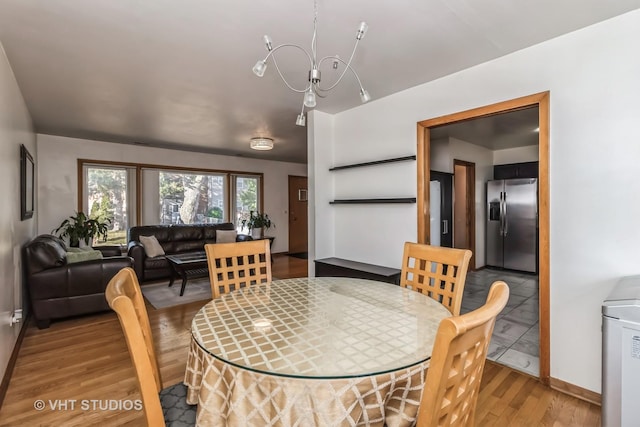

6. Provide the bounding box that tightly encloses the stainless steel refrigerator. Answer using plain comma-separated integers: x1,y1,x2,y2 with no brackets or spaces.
486,178,538,273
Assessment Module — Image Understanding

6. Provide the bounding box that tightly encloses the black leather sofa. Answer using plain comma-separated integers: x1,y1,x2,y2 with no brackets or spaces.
127,223,251,282
23,234,133,329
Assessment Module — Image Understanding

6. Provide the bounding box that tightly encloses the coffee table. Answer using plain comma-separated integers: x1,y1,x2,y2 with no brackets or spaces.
166,252,209,296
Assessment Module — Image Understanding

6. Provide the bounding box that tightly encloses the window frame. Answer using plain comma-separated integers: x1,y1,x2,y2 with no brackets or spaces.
78,159,264,228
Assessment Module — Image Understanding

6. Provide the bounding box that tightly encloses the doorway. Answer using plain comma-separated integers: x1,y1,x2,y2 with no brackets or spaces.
416,92,550,384
288,175,308,256
453,159,476,270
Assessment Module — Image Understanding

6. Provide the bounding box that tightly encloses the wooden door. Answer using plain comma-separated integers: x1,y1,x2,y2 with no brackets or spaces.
453,159,476,269
288,176,308,254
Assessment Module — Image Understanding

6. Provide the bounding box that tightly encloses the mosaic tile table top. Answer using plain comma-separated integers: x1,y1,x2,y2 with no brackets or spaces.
191,277,451,379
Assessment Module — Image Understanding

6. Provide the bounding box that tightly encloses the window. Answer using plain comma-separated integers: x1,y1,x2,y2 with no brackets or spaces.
80,160,263,237
158,171,227,225
233,175,261,232
83,164,136,245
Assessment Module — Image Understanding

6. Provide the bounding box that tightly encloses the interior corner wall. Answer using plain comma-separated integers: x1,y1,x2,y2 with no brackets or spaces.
36,134,307,254
310,9,640,393
0,41,37,383
307,110,335,276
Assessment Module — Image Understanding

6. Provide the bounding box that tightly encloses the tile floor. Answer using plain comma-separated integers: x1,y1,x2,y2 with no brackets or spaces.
460,268,539,377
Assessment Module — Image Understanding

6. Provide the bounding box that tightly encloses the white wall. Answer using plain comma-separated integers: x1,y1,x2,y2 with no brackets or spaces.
0,41,36,382
310,9,640,392
37,134,306,254
493,145,539,164
308,110,335,276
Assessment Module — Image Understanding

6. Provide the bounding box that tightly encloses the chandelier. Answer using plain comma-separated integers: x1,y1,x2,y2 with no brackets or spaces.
252,0,371,127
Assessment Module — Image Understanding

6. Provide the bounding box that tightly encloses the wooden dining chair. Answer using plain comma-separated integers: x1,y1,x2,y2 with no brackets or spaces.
400,242,472,315
105,267,196,427
205,239,272,299
416,281,509,427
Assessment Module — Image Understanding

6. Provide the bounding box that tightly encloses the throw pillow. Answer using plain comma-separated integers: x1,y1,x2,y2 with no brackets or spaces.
66,249,103,264
216,230,237,243
140,235,166,258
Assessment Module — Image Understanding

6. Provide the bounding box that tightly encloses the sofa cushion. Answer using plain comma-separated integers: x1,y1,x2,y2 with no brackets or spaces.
216,230,237,243
174,240,204,253
171,225,204,242
140,235,166,258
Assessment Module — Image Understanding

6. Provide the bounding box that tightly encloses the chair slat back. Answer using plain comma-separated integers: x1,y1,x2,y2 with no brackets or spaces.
417,281,509,427
106,267,165,427
205,239,272,299
400,242,472,315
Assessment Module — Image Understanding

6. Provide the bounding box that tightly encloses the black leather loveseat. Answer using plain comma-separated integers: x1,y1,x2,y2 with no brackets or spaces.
127,223,250,282
24,234,133,328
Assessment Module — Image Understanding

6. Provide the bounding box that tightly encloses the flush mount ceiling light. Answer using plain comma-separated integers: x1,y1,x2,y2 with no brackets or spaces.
250,137,274,151
252,0,371,127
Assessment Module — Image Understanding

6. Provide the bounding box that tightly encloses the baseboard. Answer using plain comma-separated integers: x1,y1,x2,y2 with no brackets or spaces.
0,314,30,409
549,376,601,406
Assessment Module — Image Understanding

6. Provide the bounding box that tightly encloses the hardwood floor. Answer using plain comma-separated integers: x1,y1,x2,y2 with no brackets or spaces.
0,254,600,426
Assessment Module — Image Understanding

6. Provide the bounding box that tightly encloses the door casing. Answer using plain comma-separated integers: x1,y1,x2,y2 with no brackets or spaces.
288,175,308,254
416,91,550,384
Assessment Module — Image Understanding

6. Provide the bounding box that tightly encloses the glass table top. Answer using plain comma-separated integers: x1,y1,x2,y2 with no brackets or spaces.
191,277,450,379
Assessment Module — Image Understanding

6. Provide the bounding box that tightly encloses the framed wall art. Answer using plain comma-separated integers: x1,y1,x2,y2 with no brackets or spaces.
20,144,34,220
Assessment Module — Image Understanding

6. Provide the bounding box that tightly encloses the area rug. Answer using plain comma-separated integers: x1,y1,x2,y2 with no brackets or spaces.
288,252,308,259
141,278,212,309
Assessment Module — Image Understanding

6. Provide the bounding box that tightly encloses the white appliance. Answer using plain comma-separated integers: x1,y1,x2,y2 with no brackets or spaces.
602,275,640,426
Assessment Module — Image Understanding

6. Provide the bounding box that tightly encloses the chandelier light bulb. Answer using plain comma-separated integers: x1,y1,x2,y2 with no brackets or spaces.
360,88,371,103
296,114,306,127
356,22,369,40
252,60,267,77
303,90,317,108
263,35,273,51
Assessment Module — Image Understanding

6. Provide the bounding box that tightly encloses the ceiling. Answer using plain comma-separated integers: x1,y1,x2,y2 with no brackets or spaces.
1,1,639,164
430,107,539,150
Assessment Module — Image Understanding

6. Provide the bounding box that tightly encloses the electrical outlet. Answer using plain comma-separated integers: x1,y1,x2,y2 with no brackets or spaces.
10,309,23,327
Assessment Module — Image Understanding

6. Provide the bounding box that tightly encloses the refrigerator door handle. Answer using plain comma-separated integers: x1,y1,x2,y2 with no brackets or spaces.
499,192,505,236
503,192,508,236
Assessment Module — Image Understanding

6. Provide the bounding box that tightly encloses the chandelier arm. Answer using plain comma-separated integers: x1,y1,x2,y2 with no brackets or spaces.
311,0,319,68
313,82,327,98
265,44,314,93
315,40,361,92
315,54,365,93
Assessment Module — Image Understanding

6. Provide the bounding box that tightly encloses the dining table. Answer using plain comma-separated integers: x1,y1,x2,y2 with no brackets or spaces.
184,276,451,427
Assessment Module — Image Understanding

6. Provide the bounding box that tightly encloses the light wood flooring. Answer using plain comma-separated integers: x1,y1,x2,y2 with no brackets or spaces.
0,255,600,426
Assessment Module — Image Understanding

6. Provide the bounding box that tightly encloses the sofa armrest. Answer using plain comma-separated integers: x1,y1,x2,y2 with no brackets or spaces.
127,241,146,281
236,234,253,242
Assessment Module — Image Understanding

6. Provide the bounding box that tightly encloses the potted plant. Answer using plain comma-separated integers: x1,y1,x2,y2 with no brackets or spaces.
53,211,111,247
241,211,274,239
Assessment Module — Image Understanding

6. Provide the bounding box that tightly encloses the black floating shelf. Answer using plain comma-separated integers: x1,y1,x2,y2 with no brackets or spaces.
329,155,416,171
330,198,416,204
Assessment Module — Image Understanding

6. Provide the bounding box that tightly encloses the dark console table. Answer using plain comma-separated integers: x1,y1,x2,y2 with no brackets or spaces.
314,257,401,285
